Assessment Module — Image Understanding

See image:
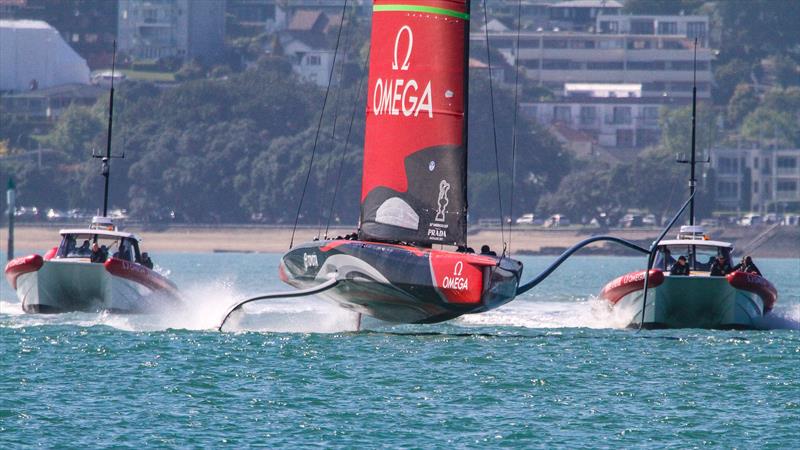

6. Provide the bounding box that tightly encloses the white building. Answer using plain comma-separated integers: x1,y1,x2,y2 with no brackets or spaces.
712,147,800,213
0,20,90,92
473,13,712,100
522,83,675,150
117,0,225,62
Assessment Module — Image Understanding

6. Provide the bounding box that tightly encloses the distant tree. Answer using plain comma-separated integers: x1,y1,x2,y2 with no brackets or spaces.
39,105,105,160
658,103,719,158
713,59,752,106
713,0,800,65
741,107,800,148
726,84,759,127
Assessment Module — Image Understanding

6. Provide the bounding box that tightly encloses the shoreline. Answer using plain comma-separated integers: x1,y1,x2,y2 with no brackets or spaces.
3,224,798,258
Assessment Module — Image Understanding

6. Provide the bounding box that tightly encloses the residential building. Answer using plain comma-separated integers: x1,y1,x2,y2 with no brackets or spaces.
277,9,337,86
117,0,225,63
1,82,106,123
473,13,712,100
0,19,90,92
712,147,800,213
548,0,622,32
522,83,686,150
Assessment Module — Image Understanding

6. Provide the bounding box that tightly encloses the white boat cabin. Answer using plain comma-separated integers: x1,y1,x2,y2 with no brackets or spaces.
54,216,143,264
653,225,734,273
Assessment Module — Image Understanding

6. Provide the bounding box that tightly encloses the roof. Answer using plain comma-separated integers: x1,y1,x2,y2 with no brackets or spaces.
0,19,51,30
288,10,328,32
60,229,140,242
468,57,488,68
657,239,733,249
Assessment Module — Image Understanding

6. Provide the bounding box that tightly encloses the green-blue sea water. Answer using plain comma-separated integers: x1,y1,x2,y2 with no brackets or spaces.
2,252,798,448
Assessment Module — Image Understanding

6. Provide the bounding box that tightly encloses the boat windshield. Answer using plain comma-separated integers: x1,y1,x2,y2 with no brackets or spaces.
654,245,731,271
57,234,139,262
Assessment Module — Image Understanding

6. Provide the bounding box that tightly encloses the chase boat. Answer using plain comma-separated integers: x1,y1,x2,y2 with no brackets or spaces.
600,225,778,329
5,216,180,314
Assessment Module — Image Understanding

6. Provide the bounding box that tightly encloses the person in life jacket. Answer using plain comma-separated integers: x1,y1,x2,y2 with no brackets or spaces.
733,255,762,276
670,255,690,275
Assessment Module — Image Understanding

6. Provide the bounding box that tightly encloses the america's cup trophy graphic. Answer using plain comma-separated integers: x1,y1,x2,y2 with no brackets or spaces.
435,179,450,222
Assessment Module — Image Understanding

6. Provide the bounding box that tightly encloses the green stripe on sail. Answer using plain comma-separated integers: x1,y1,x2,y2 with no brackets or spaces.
373,4,469,20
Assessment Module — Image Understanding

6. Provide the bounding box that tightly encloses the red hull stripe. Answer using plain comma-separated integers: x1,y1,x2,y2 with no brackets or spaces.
104,258,178,295
726,271,778,312
600,270,665,304
4,254,44,289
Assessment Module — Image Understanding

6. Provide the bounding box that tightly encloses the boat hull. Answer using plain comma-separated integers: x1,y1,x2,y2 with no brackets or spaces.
6,256,180,314
602,272,773,329
280,240,523,324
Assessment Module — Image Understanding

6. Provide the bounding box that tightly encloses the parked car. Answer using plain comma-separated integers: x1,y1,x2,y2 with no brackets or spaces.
619,214,643,228
739,214,762,226
14,206,39,220
515,213,535,224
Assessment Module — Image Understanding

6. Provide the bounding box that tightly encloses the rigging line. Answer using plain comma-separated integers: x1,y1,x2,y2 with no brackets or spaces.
325,46,371,239
482,0,505,252
508,0,522,256
317,3,355,239
289,0,349,249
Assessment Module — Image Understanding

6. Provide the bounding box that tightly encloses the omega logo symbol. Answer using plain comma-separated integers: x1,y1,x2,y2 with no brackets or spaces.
453,261,463,276
392,25,413,71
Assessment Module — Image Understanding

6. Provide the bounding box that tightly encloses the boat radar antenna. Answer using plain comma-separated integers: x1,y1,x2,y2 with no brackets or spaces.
93,40,125,218
676,38,709,226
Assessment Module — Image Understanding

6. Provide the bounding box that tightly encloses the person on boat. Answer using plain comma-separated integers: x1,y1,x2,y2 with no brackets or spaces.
670,255,690,275
733,255,762,276
480,245,497,256
77,239,91,256
709,254,733,276
141,252,154,269
113,242,128,260
90,243,104,263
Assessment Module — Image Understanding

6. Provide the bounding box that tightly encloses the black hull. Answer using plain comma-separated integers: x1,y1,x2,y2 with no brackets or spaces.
280,240,522,324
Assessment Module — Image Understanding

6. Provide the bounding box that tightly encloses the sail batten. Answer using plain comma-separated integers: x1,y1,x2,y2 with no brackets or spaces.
359,0,469,247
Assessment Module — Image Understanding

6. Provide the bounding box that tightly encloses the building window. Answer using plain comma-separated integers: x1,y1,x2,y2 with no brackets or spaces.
630,20,655,35
628,61,666,70
569,40,595,49
543,39,568,49
599,20,618,33
612,107,631,124
542,59,573,70
777,156,797,169
657,22,678,35
597,39,624,49
579,106,596,125
754,182,759,194
553,106,572,122
642,106,659,122
628,39,654,50
717,181,738,198
717,157,739,174
587,61,623,70
522,60,539,69
777,180,797,192
306,55,321,66
687,22,706,40
616,129,634,148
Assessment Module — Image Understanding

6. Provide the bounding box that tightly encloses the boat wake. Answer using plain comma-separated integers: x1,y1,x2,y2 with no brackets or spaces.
2,285,798,332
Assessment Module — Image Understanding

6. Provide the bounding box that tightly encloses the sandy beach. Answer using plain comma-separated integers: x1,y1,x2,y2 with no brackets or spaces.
4,224,798,257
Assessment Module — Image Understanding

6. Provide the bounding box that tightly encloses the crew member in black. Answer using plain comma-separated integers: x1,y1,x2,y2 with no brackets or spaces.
733,255,762,276
141,252,154,269
480,245,497,256
90,243,104,263
709,254,733,276
670,255,690,275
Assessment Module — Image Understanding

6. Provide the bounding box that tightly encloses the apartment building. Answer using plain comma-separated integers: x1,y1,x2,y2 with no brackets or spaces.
473,13,712,100
117,0,224,63
712,147,800,213
522,83,678,149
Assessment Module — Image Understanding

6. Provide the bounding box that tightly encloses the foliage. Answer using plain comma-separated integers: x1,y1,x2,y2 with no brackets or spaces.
726,84,758,128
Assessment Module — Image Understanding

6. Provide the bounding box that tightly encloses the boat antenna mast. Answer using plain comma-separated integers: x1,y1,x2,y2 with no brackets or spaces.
676,38,708,226
93,40,124,218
